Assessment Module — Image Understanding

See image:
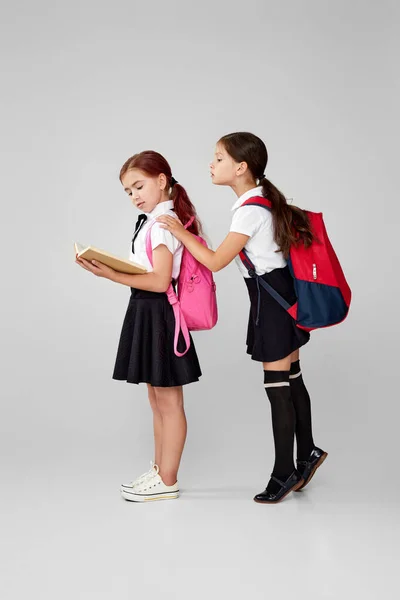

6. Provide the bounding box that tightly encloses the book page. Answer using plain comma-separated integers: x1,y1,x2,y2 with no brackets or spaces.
74,242,147,274
74,242,87,255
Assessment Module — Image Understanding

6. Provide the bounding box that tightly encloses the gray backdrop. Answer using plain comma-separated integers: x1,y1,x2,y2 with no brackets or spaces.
1,1,399,599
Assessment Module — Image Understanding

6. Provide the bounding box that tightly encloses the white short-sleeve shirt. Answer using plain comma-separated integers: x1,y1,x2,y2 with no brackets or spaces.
129,200,183,280
230,186,287,278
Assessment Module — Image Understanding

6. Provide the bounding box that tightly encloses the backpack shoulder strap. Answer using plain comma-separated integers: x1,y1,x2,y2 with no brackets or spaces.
237,195,272,272
145,221,156,265
144,220,191,357
146,215,193,264
241,196,272,210
238,196,293,318
237,194,272,271
184,216,195,229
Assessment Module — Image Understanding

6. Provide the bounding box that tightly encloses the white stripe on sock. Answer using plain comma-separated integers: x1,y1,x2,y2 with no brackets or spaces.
264,382,290,388
289,371,302,380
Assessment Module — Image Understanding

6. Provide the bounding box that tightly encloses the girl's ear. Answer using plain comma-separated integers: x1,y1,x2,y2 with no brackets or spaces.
236,161,248,176
159,173,168,190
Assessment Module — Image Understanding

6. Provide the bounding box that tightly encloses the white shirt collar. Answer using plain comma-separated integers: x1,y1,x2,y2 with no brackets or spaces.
231,186,264,211
148,200,174,220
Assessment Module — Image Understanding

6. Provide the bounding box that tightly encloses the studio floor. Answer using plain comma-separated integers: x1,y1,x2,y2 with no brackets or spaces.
2,449,398,600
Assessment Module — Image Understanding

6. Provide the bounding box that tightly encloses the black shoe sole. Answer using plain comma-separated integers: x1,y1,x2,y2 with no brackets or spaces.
295,452,328,491
253,478,305,504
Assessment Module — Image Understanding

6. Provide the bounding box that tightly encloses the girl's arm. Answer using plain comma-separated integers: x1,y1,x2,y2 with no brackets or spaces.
76,245,173,293
156,216,249,273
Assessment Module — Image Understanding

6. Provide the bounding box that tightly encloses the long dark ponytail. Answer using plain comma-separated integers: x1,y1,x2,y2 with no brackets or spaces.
219,132,314,257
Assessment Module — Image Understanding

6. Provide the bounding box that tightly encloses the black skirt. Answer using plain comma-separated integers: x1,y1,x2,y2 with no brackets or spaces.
245,266,310,363
112,288,202,387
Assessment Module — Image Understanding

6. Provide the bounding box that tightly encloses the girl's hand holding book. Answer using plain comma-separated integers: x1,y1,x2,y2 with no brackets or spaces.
75,256,118,281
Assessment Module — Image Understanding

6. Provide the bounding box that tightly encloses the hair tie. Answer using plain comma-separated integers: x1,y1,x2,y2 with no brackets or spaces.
258,174,266,181
170,176,178,187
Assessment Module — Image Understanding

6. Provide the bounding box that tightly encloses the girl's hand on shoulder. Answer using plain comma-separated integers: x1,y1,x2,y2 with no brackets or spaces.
156,215,186,241
75,257,117,281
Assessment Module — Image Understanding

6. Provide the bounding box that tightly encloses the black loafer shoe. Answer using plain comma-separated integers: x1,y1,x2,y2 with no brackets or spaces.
253,470,305,504
295,447,328,491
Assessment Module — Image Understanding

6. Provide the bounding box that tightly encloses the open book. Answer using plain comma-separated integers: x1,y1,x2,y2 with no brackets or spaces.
74,242,147,274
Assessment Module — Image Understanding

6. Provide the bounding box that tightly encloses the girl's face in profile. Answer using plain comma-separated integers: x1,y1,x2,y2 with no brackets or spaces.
209,143,238,186
121,168,167,213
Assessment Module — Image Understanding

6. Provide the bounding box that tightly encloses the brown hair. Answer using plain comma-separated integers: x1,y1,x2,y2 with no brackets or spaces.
219,132,314,257
120,151,201,235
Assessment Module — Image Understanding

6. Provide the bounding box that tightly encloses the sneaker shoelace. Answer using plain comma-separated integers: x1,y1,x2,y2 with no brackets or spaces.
133,463,160,488
134,465,161,492
125,461,156,487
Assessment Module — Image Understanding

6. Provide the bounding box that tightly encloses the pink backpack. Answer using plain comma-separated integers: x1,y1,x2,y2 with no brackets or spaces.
145,217,218,357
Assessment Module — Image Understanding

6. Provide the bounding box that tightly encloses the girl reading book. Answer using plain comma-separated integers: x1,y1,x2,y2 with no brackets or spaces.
76,151,202,502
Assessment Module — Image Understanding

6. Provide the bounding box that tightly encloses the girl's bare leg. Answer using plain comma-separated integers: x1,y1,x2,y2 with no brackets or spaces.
147,383,163,466
153,386,186,486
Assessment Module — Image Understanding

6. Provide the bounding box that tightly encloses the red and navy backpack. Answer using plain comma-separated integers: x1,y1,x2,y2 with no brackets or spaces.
239,196,351,332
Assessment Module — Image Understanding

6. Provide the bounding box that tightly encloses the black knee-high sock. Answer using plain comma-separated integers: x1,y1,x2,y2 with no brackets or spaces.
264,370,295,493
290,360,315,461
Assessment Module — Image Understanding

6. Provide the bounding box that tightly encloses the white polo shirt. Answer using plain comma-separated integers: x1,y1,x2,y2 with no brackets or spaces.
129,200,184,280
230,186,287,278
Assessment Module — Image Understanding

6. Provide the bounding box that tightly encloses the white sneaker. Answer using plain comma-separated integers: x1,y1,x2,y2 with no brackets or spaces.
121,471,179,502
120,461,158,492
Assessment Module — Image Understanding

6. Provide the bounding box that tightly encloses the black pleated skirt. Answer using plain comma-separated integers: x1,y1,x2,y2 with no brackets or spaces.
245,266,310,363
113,288,202,387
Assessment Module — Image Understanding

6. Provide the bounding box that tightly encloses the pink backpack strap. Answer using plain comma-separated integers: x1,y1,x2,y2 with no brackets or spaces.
165,286,190,358
184,216,194,230
145,221,190,357
145,216,194,256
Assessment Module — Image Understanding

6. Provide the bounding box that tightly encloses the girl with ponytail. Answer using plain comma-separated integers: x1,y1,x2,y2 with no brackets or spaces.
158,133,327,504
76,150,202,503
